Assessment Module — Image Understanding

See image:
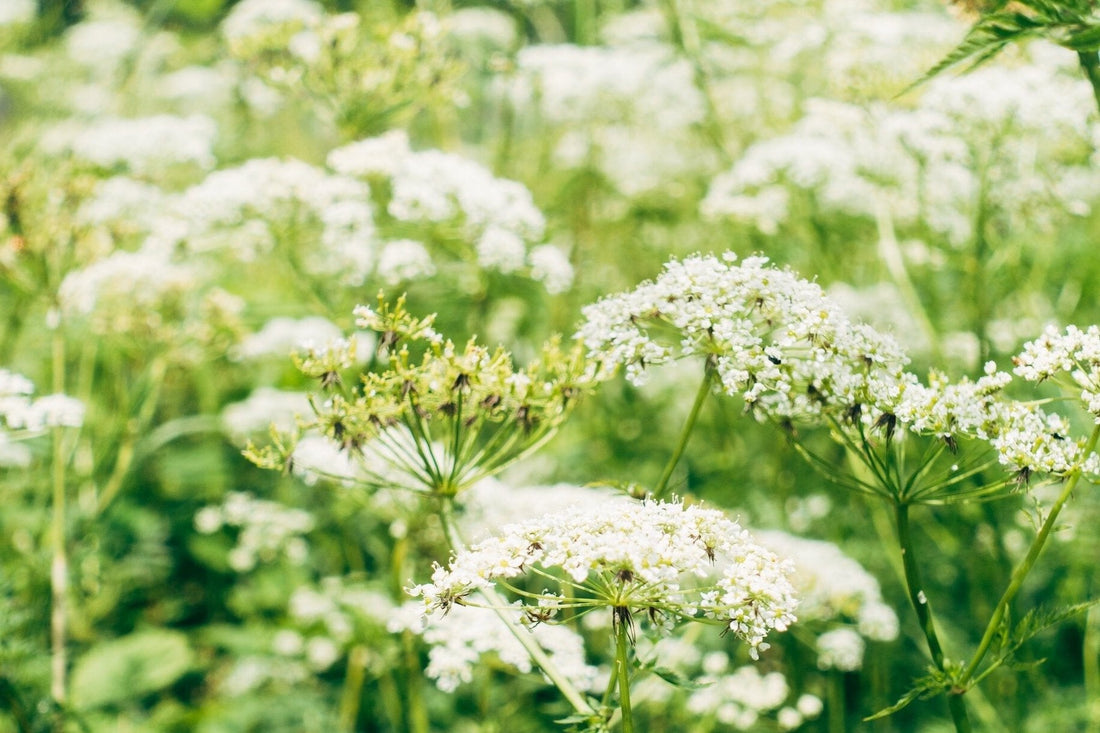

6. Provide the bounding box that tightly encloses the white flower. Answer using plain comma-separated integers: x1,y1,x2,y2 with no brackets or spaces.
221,388,311,440
376,240,436,285
412,498,798,658
0,0,34,25
816,627,865,671
222,0,323,43
755,530,898,642
401,602,600,694
64,115,218,173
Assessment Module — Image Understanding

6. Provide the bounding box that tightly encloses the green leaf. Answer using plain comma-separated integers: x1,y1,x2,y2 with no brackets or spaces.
996,599,1100,661
651,667,709,690
864,666,952,721
70,630,194,710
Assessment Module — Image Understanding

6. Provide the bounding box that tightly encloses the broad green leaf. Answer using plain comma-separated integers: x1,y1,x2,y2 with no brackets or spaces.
71,629,194,710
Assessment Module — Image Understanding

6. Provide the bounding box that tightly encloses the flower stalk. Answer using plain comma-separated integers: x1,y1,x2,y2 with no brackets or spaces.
653,363,712,499
959,421,1100,688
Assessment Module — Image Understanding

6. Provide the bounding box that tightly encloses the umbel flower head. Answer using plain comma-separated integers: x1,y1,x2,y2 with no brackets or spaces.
247,294,598,495
410,499,798,659
577,252,911,425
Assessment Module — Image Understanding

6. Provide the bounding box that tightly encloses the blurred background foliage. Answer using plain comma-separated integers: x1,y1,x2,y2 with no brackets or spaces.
2,0,1100,730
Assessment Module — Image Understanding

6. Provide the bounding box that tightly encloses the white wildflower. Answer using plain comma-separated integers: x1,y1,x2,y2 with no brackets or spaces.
816,627,865,671
411,499,797,658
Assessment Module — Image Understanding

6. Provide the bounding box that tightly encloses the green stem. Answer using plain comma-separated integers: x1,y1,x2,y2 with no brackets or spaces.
828,672,845,733
1086,604,1100,733
1078,51,1100,118
653,366,711,499
402,630,430,733
656,0,732,164
895,502,947,668
960,422,1100,686
894,502,972,732
338,645,368,732
49,331,68,729
614,610,634,733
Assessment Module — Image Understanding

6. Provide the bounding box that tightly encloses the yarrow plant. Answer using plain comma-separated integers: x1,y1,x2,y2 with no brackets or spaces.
411,498,797,731
248,293,596,497
579,250,1100,731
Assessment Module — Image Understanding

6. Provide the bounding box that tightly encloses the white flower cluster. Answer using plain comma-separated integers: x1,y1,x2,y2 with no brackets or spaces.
685,663,793,730
578,252,911,423
703,58,1099,244
754,530,898,644
815,628,866,671
231,316,344,362
457,478,631,542
329,132,570,291
389,602,600,694
146,157,377,285
411,499,797,658
894,362,1099,479
0,369,86,437
221,0,323,45
76,176,169,234
194,492,314,572
1014,325,1100,418
509,44,704,132
61,115,218,174
221,388,312,442
0,0,34,26
504,43,711,196
282,578,396,671
58,250,200,334
634,639,823,730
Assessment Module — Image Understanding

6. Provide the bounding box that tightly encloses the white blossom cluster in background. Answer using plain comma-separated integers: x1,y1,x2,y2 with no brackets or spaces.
194,492,314,572
281,578,396,672
0,0,35,27
230,316,345,362
221,388,312,442
389,602,601,694
411,498,798,659
632,637,824,730
703,50,1099,248
0,369,85,469
328,130,572,292
456,478,631,542
754,530,899,646
45,114,219,174
503,42,712,196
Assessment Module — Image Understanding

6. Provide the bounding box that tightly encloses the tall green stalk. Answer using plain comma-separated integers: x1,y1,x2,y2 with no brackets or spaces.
613,610,634,733
894,502,972,732
959,422,1100,687
49,330,68,728
653,366,711,499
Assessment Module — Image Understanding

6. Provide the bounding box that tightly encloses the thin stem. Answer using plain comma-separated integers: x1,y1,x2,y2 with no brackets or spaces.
614,611,634,733
1078,51,1100,118
1085,604,1100,732
959,422,1100,687
402,630,430,733
653,366,711,499
49,330,68,727
338,645,368,732
894,502,972,732
828,672,845,733
894,502,946,667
